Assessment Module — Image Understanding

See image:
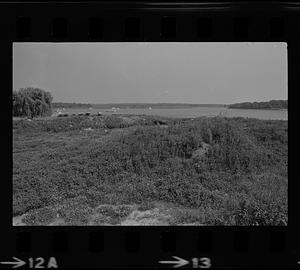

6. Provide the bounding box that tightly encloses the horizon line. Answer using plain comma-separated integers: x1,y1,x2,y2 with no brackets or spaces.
52,100,287,105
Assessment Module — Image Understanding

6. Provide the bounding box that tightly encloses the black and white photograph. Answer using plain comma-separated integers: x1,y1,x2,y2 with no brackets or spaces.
12,42,288,226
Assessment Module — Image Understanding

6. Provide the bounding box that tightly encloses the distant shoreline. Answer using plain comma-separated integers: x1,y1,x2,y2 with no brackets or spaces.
226,107,287,111
52,103,288,111
53,103,227,109
53,101,288,110
227,100,287,110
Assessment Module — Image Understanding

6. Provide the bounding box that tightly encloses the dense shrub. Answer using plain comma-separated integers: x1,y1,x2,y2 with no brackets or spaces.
104,115,130,129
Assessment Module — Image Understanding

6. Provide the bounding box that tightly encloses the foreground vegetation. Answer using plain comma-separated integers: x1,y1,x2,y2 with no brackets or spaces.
13,114,287,225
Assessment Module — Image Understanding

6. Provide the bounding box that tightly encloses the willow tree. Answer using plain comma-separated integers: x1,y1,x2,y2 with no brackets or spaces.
13,87,53,117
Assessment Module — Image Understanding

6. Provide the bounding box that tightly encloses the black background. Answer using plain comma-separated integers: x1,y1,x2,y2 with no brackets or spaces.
0,1,298,269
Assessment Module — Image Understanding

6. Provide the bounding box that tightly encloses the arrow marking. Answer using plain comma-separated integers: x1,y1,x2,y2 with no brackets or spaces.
159,256,189,268
0,257,26,268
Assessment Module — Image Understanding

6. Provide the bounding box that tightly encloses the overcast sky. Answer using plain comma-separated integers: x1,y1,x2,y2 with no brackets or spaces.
13,42,287,104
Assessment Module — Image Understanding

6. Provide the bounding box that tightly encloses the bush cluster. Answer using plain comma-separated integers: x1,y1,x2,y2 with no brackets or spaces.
12,114,165,133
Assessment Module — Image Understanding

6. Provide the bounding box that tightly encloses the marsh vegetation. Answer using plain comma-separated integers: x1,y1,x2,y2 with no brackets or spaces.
13,114,287,225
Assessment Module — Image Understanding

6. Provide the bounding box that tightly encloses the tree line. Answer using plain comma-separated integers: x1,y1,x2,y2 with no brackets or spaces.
228,100,287,109
13,87,53,118
53,102,92,108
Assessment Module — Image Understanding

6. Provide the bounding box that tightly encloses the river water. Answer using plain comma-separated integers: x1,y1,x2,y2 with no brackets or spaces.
53,107,288,120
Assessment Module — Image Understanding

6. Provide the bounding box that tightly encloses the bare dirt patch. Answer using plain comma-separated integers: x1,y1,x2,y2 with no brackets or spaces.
13,201,204,226
121,208,171,225
13,214,27,226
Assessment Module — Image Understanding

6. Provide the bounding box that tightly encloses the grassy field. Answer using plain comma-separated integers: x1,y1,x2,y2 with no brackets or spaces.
13,114,288,225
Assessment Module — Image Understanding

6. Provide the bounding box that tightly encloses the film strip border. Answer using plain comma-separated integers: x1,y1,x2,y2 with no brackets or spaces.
0,2,298,41
9,9,293,41
7,229,294,268
1,1,299,269
13,15,287,41
13,230,286,253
